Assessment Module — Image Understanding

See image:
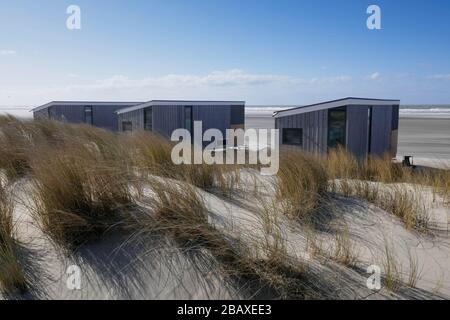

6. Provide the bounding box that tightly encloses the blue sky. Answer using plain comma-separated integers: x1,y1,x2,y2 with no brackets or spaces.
1,0,450,111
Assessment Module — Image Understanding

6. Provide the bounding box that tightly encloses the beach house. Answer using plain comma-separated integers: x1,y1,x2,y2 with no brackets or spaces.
32,101,143,131
116,100,245,141
32,100,246,143
273,97,400,158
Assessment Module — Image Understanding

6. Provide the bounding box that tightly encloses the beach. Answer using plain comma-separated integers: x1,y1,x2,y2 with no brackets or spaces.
398,118,450,160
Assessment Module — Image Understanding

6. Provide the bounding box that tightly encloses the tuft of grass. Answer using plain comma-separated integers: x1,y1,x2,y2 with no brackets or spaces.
183,163,242,197
381,240,403,292
362,154,410,183
332,179,428,232
332,225,359,267
276,150,328,220
30,141,133,249
122,132,242,197
326,147,412,183
0,181,27,294
406,246,422,288
139,178,211,248
377,185,428,231
0,119,32,179
120,131,176,179
326,146,360,180
352,180,380,203
254,190,289,268
431,169,450,206
134,178,328,299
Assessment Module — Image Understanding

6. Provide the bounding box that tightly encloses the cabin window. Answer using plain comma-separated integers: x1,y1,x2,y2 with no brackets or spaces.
282,128,303,146
84,106,93,125
327,107,346,149
122,121,132,132
184,106,193,133
144,107,153,131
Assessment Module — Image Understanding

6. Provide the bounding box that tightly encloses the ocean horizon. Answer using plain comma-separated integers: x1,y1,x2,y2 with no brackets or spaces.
1,104,450,119
245,104,450,118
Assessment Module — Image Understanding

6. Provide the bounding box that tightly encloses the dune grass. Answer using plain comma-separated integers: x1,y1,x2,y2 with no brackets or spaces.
406,246,423,288
378,185,428,231
134,178,336,299
332,226,359,267
325,146,408,183
120,131,242,197
29,140,133,249
120,131,176,178
0,118,444,298
432,169,450,205
276,149,328,221
0,117,32,179
380,239,403,292
323,147,432,231
0,181,27,294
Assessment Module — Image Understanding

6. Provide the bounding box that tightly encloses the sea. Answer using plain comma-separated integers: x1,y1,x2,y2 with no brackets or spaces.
245,105,450,118
1,105,450,119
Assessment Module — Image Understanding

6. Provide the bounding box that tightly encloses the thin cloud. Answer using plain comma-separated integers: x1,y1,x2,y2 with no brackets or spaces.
66,69,353,91
0,69,355,105
369,72,381,80
0,49,16,56
427,74,450,80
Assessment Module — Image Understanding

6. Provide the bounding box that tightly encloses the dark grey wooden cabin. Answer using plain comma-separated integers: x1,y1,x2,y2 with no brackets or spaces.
274,98,400,158
116,100,245,141
32,101,143,131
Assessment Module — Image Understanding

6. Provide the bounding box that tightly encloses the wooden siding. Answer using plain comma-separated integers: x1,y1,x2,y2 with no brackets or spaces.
33,109,49,120
276,104,397,158
91,105,124,131
153,105,184,138
33,104,135,131
275,109,328,154
346,105,369,158
118,104,244,141
370,105,393,157
193,105,231,136
390,105,400,157
117,109,144,132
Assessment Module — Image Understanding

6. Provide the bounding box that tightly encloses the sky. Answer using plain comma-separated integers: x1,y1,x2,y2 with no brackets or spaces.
1,0,450,115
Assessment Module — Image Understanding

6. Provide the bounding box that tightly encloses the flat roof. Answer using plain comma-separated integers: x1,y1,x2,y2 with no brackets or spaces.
273,97,400,118
31,101,144,112
116,100,246,114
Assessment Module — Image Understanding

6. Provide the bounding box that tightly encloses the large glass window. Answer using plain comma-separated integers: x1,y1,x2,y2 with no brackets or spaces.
282,128,303,146
184,106,193,133
327,107,346,149
84,106,93,125
144,107,153,131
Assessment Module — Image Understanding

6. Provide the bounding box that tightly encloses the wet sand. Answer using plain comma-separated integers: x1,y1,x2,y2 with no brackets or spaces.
246,115,450,160
398,118,450,160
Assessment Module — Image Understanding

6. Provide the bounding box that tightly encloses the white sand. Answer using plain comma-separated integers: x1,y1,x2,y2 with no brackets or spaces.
1,171,449,300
